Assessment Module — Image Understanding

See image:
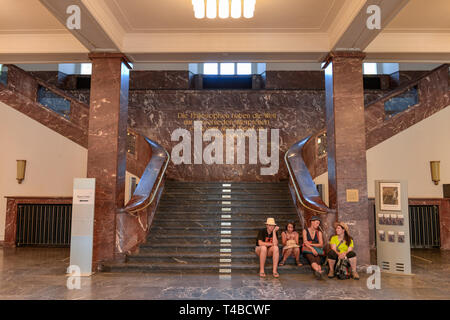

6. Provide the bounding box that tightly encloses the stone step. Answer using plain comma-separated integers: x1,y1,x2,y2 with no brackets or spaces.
156,207,296,213
162,194,292,200
147,233,257,240
138,243,255,252
164,181,289,188
144,239,287,247
152,219,301,228
148,226,305,237
159,199,293,205
153,213,299,221
102,261,314,275
126,252,309,265
163,189,290,196
148,226,273,237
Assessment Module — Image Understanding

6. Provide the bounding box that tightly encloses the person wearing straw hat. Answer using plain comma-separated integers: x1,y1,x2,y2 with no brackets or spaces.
255,217,280,278
327,221,359,280
279,221,302,267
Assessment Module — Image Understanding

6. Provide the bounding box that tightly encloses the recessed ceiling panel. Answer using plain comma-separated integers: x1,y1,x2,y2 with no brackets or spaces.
385,0,450,32
107,0,346,33
0,0,67,33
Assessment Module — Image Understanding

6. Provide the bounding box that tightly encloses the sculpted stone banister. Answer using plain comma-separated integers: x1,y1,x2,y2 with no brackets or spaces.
285,136,335,217
123,137,170,216
365,63,449,110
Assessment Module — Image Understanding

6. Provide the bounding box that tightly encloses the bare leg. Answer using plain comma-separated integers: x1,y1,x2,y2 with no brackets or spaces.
348,257,359,279
268,246,279,276
328,259,336,277
280,248,292,264
293,248,301,265
349,257,357,272
255,246,267,275
311,262,321,272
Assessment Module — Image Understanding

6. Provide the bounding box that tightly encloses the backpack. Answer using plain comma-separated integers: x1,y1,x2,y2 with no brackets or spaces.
334,240,351,280
335,257,351,280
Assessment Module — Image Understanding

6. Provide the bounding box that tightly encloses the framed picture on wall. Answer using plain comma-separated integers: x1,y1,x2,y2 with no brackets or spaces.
380,182,401,211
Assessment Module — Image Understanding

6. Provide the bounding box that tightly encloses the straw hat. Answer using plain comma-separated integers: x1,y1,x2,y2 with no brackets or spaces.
283,239,300,250
265,218,277,226
334,221,349,233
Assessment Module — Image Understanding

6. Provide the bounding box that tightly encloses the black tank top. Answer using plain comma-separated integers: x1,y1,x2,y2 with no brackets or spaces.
306,228,319,244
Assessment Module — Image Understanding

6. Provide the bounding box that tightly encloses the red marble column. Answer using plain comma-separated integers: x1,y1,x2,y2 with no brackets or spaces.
324,51,370,265
87,53,131,270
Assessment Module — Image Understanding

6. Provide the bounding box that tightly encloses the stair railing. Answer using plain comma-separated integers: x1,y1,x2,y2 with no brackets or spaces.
285,136,335,233
123,137,170,216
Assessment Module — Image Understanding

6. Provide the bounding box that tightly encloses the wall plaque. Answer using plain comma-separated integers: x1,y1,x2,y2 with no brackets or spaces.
346,189,359,202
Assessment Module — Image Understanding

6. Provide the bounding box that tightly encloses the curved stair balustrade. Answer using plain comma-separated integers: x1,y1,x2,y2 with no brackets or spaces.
285,136,336,240
115,134,170,257
0,64,89,147
365,63,449,149
295,63,450,184
124,137,170,215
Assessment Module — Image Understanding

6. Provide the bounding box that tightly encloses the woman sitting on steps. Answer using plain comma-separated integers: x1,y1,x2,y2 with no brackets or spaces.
327,221,360,280
302,216,326,279
279,221,302,266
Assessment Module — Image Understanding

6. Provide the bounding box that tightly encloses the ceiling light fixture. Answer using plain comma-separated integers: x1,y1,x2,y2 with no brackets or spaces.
192,0,256,19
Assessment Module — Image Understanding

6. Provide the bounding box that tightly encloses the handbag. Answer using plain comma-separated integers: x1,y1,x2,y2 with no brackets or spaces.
335,257,351,280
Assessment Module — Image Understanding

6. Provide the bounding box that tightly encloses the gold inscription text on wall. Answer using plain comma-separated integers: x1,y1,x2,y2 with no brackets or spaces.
177,112,278,131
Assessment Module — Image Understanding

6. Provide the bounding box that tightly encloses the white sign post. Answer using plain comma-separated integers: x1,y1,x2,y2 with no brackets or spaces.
69,178,96,276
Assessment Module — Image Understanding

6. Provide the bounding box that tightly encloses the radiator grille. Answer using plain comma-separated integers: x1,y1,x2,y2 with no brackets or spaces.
409,205,440,248
16,204,72,247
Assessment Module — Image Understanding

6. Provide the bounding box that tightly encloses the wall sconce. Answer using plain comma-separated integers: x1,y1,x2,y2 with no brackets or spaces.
16,160,26,184
430,161,440,185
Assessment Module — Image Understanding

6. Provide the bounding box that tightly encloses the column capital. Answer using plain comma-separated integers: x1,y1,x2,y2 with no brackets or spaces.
88,52,133,69
322,51,366,69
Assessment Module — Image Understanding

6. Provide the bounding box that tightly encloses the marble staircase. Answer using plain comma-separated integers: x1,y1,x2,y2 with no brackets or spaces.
102,180,313,275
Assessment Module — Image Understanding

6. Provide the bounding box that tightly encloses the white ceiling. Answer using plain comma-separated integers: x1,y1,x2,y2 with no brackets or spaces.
107,0,346,33
385,0,450,32
0,0,449,63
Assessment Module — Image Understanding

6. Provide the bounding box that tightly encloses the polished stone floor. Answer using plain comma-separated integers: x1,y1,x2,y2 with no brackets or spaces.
0,247,448,300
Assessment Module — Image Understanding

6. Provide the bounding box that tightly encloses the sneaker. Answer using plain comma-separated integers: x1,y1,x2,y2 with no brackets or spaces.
351,271,360,280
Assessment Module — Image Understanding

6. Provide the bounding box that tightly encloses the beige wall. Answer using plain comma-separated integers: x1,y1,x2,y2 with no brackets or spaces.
0,102,87,241
367,106,450,198
314,106,450,201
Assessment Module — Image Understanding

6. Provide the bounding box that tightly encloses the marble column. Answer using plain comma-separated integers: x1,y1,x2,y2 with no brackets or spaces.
324,51,370,265
87,53,131,270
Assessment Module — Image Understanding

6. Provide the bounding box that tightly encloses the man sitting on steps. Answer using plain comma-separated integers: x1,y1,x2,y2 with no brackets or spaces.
255,218,280,278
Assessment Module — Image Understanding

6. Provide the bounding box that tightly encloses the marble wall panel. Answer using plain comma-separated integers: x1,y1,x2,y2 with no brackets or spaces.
128,89,327,182
130,71,190,90
265,71,324,90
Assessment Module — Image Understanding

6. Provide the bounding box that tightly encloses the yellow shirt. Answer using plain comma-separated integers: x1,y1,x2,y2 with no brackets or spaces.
330,235,354,253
